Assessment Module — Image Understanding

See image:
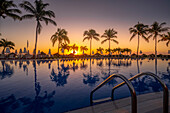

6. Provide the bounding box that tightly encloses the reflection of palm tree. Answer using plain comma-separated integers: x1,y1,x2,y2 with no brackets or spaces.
50,67,69,87
129,22,148,57
80,60,88,70
70,61,78,72
19,60,55,112
83,59,99,86
0,0,21,20
101,58,117,86
0,94,20,113
20,0,57,56
101,29,119,56
0,61,14,80
83,29,100,56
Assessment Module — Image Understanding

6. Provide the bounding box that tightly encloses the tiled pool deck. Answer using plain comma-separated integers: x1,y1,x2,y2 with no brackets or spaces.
66,91,169,113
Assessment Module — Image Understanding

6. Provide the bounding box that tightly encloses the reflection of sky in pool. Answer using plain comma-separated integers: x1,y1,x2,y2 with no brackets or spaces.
0,58,169,113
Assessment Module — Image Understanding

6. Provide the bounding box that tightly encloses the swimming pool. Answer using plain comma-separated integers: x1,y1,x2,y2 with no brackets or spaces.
0,58,169,113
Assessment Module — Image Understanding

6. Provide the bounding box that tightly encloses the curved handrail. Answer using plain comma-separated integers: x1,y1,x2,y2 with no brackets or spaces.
112,72,169,113
90,74,137,113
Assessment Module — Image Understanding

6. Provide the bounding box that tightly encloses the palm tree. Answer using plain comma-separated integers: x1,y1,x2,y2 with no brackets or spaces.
83,29,100,56
51,28,70,54
116,47,121,55
159,32,170,47
80,46,88,54
105,48,112,54
96,47,104,54
124,48,132,55
0,0,21,20
60,43,70,55
20,0,57,57
70,44,78,54
0,38,15,54
129,22,148,57
101,29,118,56
148,22,169,58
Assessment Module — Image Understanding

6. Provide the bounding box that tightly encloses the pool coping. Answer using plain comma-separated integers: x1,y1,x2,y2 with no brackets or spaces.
66,91,169,113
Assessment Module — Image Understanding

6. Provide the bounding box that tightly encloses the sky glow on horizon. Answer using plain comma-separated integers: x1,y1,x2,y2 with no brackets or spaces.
0,0,170,55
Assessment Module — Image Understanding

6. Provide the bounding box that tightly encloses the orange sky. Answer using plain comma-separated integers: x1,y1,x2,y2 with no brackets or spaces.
0,0,170,55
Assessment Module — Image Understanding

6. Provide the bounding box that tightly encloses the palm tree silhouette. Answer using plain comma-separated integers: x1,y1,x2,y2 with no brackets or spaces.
19,60,56,113
51,28,70,54
70,44,78,54
0,38,15,54
101,29,118,56
124,48,132,55
129,22,148,57
80,46,88,54
83,59,99,86
20,0,57,57
0,0,21,20
60,43,70,55
148,22,169,58
0,61,14,80
159,32,170,47
83,29,100,56
0,94,20,113
96,47,104,54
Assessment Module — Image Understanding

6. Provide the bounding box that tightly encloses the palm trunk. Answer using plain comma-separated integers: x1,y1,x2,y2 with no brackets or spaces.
137,35,139,58
34,22,38,59
155,36,157,59
90,39,92,56
58,42,60,54
109,39,111,57
2,47,5,54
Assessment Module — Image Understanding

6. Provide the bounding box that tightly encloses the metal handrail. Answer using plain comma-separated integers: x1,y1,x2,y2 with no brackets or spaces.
90,74,137,113
112,72,169,113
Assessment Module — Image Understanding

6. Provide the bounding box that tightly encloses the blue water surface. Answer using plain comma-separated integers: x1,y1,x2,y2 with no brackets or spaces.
0,58,169,113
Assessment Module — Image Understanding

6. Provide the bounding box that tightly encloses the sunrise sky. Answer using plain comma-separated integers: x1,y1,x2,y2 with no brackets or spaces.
0,0,170,55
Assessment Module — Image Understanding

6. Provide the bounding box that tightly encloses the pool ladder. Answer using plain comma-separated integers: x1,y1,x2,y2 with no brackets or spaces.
90,72,169,113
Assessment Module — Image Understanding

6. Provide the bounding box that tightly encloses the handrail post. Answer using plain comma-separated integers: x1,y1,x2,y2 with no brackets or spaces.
112,72,169,113
90,74,137,113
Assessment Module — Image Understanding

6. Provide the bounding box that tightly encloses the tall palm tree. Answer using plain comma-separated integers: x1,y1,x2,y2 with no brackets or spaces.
80,46,88,54
129,22,148,57
0,38,15,54
60,43,69,55
148,22,169,58
51,28,70,54
159,32,170,47
0,0,21,20
101,29,119,56
96,47,104,54
20,0,57,57
83,29,100,56
70,44,78,54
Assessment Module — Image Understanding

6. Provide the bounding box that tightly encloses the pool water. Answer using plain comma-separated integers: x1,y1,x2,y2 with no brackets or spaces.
0,58,169,113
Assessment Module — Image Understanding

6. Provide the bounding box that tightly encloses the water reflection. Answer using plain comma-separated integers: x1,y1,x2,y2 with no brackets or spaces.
83,59,100,86
101,59,117,86
0,61,14,80
19,60,55,113
0,94,20,113
50,61,70,87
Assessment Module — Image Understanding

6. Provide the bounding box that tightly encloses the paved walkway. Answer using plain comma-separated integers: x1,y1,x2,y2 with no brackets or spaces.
66,92,169,113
